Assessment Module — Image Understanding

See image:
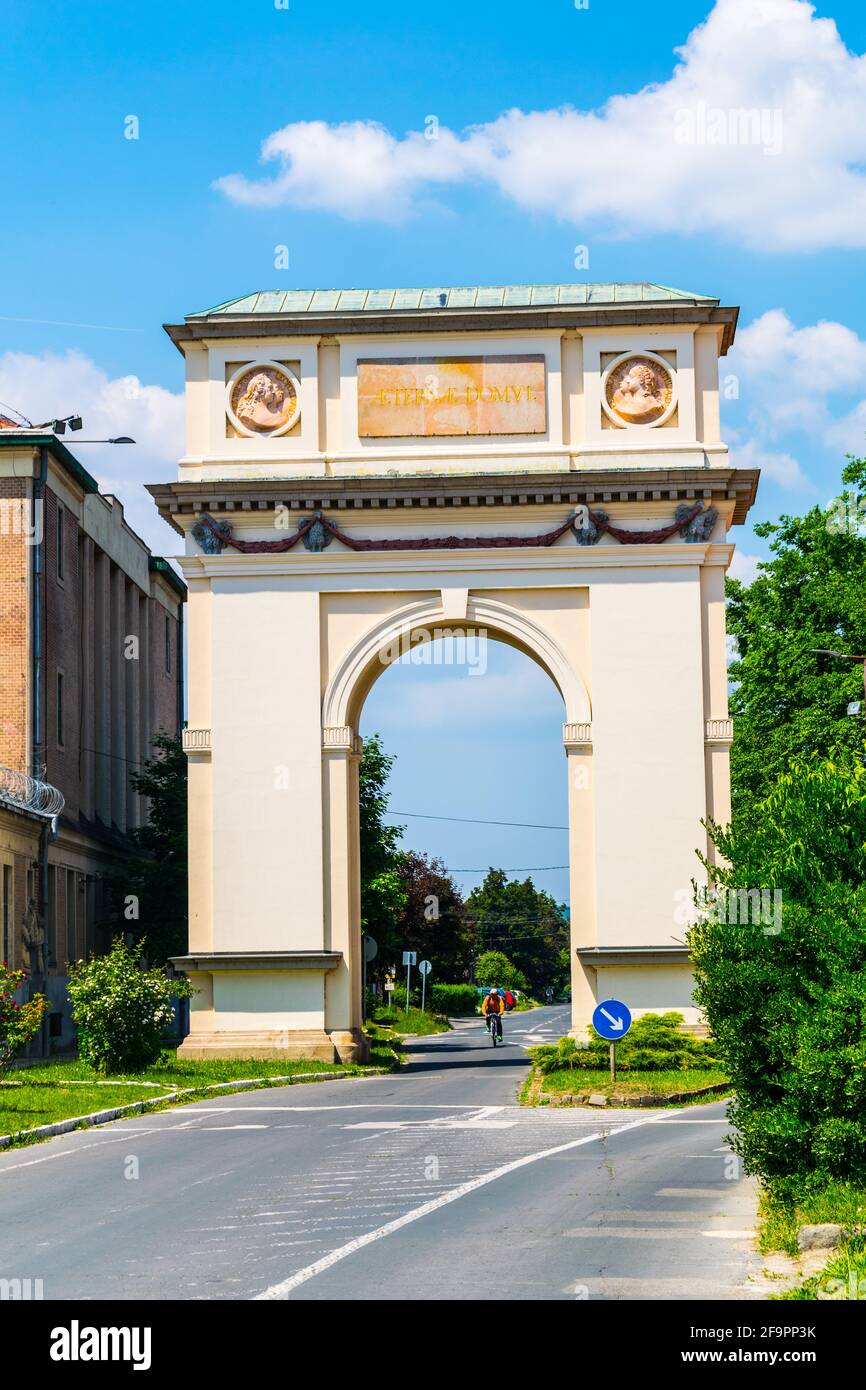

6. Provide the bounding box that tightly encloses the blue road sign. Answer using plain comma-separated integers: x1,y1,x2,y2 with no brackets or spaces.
592,999,632,1041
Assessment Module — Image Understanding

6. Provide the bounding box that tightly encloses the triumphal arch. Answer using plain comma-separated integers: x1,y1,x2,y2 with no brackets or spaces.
148,283,757,1062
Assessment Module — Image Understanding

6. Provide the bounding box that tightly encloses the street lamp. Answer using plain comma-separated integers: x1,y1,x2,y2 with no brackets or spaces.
71,437,136,444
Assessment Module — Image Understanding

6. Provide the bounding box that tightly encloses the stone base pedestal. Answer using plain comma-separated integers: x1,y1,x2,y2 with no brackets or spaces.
176,1027,372,1065
328,1029,370,1066
176,1029,338,1062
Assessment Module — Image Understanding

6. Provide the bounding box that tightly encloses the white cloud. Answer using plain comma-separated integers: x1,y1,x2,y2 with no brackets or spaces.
0,350,183,556
214,0,866,251
727,310,866,475
728,550,762,585
728,438,813,491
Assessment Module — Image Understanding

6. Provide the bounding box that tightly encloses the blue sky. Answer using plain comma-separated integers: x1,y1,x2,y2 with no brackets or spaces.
3,0,866,905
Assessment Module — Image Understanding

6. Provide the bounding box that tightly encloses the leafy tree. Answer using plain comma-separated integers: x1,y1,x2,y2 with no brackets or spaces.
395,851,473,980
359,735,407,965
106,733,188,965
465,869,569,994
474,949,527,991
690,749,866,1198
726,457,866,819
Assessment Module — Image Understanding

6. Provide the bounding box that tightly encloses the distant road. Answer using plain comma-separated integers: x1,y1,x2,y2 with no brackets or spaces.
0,1005,761,1300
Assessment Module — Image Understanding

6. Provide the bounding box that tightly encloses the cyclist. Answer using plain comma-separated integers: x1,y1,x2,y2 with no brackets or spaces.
481,987,505,1042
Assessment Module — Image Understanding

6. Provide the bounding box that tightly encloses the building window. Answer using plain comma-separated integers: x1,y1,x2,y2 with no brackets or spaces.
2,865,10,965
57,671,65,746
57,503,64,580
165,615,172,674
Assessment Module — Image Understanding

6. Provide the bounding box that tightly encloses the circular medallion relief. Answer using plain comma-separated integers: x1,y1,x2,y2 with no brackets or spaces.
226,362,301,437
602,352,675,428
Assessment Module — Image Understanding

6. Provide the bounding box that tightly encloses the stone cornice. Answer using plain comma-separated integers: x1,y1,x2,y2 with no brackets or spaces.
171,951,343,972
575,945,692,966
177,541,734,581
148,466,759,535
165,302,739,354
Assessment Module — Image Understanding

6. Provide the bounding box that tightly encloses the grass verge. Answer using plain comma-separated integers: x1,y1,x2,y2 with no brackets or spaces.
369,1006,450,1037
758,1180,866,1256
775,1236,866,1300
756,1180,866,1299
522,1066,730,1106
1,1046,397,1141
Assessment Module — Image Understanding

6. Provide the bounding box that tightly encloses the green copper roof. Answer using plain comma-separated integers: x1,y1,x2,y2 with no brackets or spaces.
189,282,717,319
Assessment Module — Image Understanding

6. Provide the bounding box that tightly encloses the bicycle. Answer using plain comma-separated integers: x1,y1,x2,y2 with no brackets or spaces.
489,1013,503,1046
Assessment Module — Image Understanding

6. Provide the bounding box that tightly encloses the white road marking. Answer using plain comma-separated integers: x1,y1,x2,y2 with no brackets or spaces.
702,1230,756,1239
0,1128,164,1174
255,1110,666,1299
343,1119,516,1130
198,1124,269,1130
175,1103,486,1113
656,1187,730,1197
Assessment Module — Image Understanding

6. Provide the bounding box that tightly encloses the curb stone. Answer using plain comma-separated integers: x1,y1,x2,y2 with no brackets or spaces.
0,1066,391,1150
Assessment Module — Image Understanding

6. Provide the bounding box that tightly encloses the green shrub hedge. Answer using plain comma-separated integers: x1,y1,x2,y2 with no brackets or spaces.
430,983,478,1016
530,1012,721,1074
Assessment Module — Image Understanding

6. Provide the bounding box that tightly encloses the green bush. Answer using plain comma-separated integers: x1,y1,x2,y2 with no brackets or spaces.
0,964,47,1074
67,938,192,1074
530,1013,721,1074
690,749,866,1200
691,889,866,1200
429,983,477,1016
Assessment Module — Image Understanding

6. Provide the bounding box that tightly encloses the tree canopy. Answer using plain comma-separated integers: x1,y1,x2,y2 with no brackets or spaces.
111,733,188,964
726,457,866,820
464,868,569,995
395,851,474,979
358,734,407,962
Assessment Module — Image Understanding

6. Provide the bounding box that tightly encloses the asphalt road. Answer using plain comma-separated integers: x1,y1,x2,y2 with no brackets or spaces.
0,1006,763,1301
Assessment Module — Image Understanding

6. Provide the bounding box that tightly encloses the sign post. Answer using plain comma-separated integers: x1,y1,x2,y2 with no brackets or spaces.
418,959,432,1011
591,998,633,1085
402,950,417,1013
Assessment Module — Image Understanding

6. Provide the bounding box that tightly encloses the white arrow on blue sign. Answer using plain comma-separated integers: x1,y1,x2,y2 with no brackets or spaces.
592,999,632,1041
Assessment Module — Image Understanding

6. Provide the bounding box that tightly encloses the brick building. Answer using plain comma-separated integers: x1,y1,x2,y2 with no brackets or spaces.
0,429,185,1048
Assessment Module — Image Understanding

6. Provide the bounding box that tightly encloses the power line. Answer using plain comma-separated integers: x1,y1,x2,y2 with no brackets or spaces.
447,866,568,873
386,810,568,831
